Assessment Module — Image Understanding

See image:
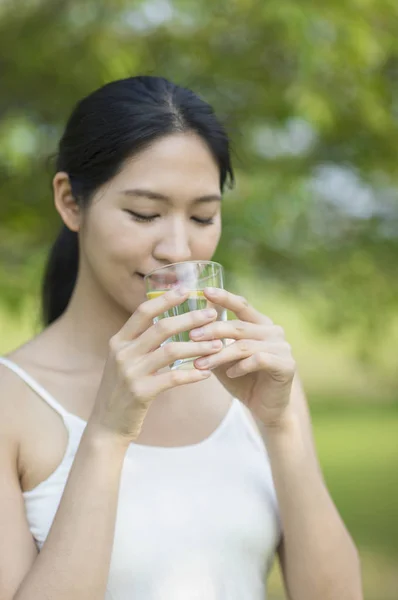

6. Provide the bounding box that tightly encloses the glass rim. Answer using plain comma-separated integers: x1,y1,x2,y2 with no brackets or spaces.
144,260,223,280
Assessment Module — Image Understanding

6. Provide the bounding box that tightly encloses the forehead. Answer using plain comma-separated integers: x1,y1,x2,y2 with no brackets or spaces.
111,132,221,193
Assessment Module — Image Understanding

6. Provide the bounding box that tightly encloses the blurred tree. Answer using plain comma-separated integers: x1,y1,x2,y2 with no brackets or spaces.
0,0,397,355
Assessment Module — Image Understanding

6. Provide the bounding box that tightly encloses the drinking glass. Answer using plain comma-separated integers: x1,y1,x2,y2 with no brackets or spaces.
145,261,226,370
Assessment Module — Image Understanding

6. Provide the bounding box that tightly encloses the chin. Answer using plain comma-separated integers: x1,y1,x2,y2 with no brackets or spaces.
104,280,146,319
125,288,148,316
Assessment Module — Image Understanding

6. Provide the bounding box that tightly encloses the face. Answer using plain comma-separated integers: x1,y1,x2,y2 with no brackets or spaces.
73,132,222,315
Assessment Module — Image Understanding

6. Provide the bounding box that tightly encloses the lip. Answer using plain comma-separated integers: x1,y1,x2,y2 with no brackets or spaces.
138,272,179,285
153,275,178,285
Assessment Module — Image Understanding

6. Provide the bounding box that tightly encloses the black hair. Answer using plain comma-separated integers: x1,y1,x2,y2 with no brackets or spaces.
41,76,234,326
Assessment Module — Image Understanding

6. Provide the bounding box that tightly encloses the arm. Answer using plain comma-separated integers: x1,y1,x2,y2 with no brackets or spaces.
188,288,363,599
13,426,127,600
3,290,220,600
262,377,363,600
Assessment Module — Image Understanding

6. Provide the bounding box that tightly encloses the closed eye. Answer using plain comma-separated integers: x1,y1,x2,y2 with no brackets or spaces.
124,210,215,226
124,210,159,223
192,216,215,225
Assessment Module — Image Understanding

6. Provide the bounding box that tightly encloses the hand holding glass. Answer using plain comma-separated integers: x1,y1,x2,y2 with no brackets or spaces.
145,261,226,370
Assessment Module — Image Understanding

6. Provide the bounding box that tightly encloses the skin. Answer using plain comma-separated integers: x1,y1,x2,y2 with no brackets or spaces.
0,131,362,600
54,130,223,360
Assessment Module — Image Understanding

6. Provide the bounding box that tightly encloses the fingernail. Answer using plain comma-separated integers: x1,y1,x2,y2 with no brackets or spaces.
206,287,218,295
203,308,217,318
191,327,204,338
200,370,211,377
212,340,222,348
196,357,209,367
175,285,187,296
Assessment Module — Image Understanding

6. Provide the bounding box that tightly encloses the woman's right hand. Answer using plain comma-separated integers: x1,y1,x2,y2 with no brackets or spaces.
87,287,222,446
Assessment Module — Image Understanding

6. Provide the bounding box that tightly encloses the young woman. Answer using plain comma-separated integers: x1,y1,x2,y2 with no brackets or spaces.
0,76,362,600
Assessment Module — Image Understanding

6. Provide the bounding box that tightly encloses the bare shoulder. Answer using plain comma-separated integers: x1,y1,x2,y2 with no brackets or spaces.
1,332,71,491
0,363,21,470
0,341,44,596
0,330,55,446
0,353,31,438
0,345,38,492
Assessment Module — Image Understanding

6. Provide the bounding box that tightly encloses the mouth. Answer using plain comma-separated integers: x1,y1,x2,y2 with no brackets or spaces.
137,272,179,286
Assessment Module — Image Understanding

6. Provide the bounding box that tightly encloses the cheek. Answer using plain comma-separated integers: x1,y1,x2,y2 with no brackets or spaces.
192,222,221,255
82,217,148,308
83,212,147,275
98,212,149,254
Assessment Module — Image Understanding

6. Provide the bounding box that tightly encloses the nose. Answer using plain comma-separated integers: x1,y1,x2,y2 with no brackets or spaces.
153,217,192,265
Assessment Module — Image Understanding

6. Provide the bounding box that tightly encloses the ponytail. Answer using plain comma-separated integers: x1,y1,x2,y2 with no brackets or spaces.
42,225,79,326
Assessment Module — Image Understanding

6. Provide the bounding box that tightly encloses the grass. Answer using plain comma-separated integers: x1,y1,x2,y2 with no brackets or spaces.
266,403,398,600
312,403,398,558
237,276,398,402
269,403,398,600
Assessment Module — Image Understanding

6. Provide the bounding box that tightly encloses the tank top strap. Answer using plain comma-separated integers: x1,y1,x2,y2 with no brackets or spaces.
0,356,71,422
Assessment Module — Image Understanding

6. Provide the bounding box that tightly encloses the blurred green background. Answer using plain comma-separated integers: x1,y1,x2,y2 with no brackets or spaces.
1,1,397,598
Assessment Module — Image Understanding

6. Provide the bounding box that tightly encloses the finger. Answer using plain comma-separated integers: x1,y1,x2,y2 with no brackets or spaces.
204,288,273,325
117,286,190,341
225,352,296,380
194,339,267,370
136,307,219,354
190,320,274,342
131,367,212,398
131,340,224,375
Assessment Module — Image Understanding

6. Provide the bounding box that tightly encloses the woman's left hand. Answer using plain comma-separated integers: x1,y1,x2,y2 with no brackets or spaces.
190,287,296,427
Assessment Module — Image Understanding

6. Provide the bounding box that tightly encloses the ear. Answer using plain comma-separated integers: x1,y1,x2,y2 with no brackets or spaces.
53,172,81,232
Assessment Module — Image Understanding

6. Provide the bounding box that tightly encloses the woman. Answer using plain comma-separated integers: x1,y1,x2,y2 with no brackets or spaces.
0,76,362,600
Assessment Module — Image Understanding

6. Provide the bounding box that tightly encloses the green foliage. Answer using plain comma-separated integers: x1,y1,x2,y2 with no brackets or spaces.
312,403,398,557
1,0,398,350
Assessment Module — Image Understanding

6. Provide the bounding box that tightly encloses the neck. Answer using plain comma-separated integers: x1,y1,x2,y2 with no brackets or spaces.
54,269,132,366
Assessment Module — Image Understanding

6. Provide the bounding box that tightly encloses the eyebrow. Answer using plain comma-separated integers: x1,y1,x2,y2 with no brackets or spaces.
119,188,222,204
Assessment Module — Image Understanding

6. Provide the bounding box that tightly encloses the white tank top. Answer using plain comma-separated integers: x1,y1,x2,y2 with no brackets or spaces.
0,356,281,600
